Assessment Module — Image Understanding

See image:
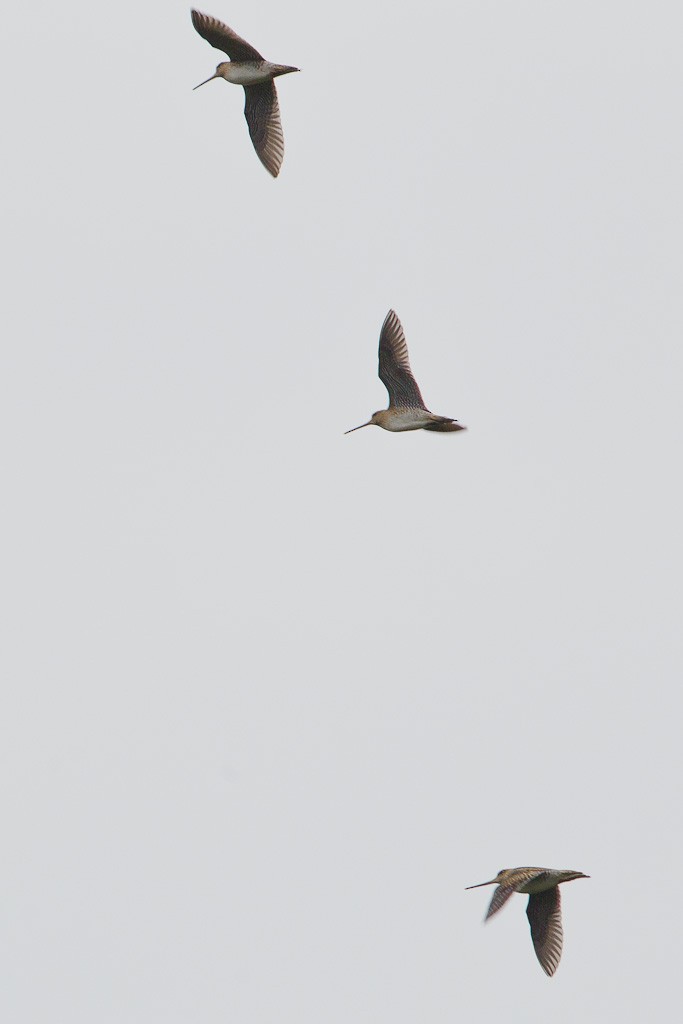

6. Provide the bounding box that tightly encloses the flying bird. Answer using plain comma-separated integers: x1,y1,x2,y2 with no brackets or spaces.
191,10,299,177
345,310,466,434
466,867,589,976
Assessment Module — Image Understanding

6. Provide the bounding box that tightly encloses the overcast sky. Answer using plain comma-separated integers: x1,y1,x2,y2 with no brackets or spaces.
2,1,682,1021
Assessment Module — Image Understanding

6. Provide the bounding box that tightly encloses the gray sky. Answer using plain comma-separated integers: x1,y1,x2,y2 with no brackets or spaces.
3,1,682,1020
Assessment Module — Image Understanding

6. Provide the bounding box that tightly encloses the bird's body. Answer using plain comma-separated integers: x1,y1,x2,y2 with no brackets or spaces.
369,408,449,432
191,10,299,177
214,62,295,87
466,867,588,977
345,310,465,435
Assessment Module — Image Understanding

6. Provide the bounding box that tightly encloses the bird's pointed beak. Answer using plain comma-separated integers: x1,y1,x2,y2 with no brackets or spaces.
193,74,218,90
344,420,372,434
465,879,497,889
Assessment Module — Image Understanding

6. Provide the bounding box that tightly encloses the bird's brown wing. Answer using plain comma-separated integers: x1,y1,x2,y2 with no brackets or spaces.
526,888,563,976
191,10,265,61
244,83,285,178
378,310,426,410
484,884,517,920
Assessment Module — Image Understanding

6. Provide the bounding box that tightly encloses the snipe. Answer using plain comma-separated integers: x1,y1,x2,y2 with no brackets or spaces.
191,10,299,177
466,866,589,976
345,310,466,434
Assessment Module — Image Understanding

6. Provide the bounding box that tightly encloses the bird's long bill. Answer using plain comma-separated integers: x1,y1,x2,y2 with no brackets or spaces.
344,421,372,434
465,879,497,889
193,74,218,90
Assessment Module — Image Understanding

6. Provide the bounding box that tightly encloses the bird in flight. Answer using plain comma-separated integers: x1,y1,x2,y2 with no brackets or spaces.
466,866,589,976
191,10,299,177
345,310,466,434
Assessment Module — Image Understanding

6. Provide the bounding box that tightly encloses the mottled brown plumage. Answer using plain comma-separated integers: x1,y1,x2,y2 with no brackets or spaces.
192,11,264,62
466,866,588,976
191,10,299,177
345,310,466,434
379,310,426,410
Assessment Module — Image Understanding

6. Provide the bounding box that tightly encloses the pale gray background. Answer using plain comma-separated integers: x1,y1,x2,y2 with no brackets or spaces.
2,1,682,1020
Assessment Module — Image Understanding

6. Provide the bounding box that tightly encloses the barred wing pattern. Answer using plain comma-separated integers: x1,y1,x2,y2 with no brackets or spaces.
526,888,564,977
244,83,285,178
191,10,264,61
484,884,517,920
378,310,427,410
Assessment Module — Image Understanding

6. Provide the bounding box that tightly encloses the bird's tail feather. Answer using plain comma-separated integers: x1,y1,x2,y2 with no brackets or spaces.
424,417,466,432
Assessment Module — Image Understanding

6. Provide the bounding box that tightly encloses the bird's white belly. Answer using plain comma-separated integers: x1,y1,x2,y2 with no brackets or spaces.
383,409,434,431
519,875,554,894
224,64,273,86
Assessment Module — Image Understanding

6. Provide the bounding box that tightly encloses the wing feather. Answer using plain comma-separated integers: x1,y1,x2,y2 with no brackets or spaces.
484,884,517,920
378,310,426,410
191,10,265,62
244,83,284,178
526,889,564,976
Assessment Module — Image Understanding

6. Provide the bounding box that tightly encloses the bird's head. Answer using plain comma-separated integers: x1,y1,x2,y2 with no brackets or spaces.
344,411,384,434
193,63,230,89
465,869,511,889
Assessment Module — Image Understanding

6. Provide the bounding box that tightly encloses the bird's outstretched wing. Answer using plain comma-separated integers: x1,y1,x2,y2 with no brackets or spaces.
191,10,265,62
244,83,285,178
484,884,517,920
526,888,563,977
378,310,426,410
